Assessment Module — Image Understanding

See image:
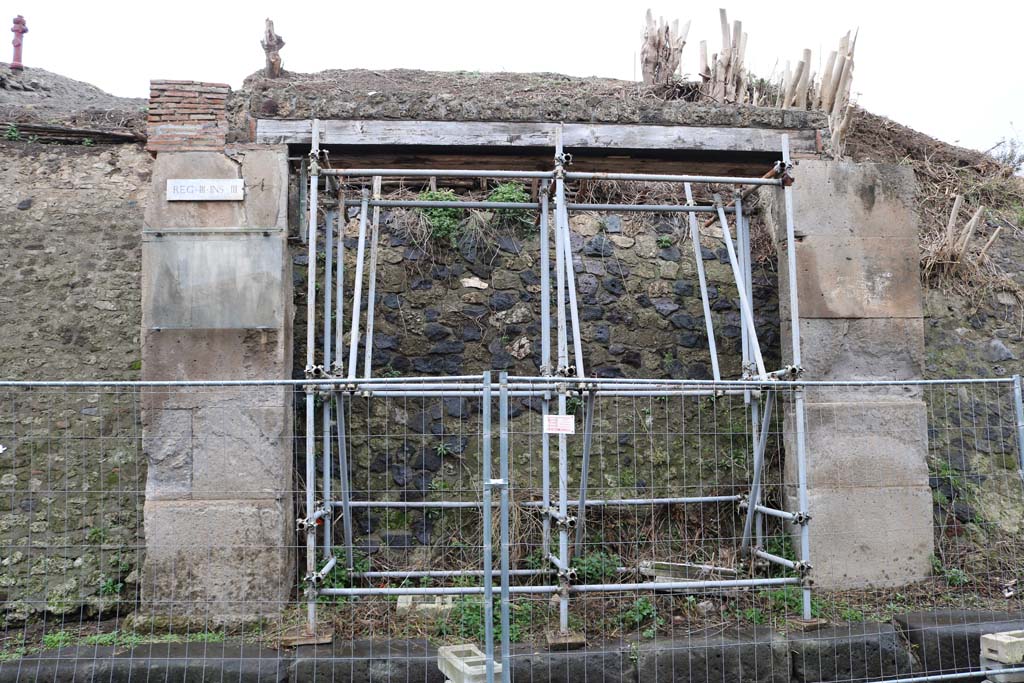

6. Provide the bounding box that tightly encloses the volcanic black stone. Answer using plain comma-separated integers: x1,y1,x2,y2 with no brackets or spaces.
654,218,676,234
712,298,733,311
603,277,625,296
16,198,32,210
444,397,468,418
622,350,642,367
410,516,433,545
403,247,426,261
700,246,716,260
430,340,466,355
652,298,679,316
658,246,681,261
595,365,624,378
497,236,522,254
382,293,401,309
490,292,516,311
581,305,605,321
584,236,614,257
422,323,451,341
462,326,482,342
410,448,442,472
674,280,695,297
603,215,622,233
578,274,599,296
520,270,540,286
594,325,610,344
605,260,630,277
679,332,703,348
669,312,699,330
374,333,399,350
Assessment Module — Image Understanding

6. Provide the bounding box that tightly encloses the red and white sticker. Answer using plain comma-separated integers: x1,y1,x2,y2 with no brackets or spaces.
544,415,576,435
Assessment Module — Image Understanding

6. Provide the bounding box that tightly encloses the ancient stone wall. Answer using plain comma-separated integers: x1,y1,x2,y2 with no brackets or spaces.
0,141,152,623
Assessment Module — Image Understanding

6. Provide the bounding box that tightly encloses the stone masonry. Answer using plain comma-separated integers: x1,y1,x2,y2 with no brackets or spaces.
763,160,932,589
138,81,294,623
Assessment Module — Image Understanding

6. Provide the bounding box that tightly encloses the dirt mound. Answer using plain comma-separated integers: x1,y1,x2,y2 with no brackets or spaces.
0,63,145,134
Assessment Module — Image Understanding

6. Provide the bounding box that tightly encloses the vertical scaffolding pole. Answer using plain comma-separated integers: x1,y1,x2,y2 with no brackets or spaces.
781,134,813,620
552,132,571,634
574,389,596,554
362,176,383,379
539,182,553,560
481,372,495,683
684,183,721,381
334,178,355,570
498,374,512,682
303,119,320,634
1013,375,1024,481
347,190,370,380
321,209,334,559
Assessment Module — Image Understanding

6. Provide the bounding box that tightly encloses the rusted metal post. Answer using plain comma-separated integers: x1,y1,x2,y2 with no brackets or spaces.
11,15,28,71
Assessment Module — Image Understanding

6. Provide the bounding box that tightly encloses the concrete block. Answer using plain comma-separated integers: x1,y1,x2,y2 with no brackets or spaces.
895,610,1024,677
784,400,929,489
788,622,918,682
437,644,499,683
983,630,1024,664
229,145,289,231
982,655,1024,683
781,317,924,390
634,627,789,683
785,485,934,589
140,499,292,622
142,232,286,329
395,594,456,617
144,153,249,230
291,640,444,683
191,406,291,498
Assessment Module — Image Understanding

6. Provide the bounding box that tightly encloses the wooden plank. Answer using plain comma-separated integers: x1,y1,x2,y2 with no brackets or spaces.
316,150,779,177
256,118,820,155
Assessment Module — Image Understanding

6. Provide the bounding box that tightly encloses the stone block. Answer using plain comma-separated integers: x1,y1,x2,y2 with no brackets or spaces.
191,406,291,498
785,485,933,589
895,610,1024,677
144,153,247,229
788,622,918,682
783,400,929,489
506,643,633,682
983,630,1024,665
291,640,445,683
781,317,924,391
634,627,789,683
778,234,923,319
437,643,497,683
395,594,455,617
228,145,289,231
140,499,292,622
142,407,192,499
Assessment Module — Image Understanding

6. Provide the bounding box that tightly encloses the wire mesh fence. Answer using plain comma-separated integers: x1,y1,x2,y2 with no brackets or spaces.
1,377,1022,682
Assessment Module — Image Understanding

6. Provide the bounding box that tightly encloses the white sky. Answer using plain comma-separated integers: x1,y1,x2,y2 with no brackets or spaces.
16,0,1023,153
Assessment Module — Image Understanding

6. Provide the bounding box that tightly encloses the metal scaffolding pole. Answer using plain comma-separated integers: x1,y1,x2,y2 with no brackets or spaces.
346,191,370,380
333,175,355,570
553,129,571,635
574,389,596,554
362,176,382,379
740,390,776,552
321,210,334,560
539,182,553,560
480,372,495,683
303,119,320,635
713,198,767,379
781,134,813,620
684,183,721,381
498,374,512,683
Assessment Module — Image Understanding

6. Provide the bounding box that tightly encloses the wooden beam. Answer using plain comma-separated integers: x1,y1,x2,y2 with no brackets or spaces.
256,118,820,156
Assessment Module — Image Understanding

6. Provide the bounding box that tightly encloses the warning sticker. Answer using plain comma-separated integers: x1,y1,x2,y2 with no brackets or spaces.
544,414,576,435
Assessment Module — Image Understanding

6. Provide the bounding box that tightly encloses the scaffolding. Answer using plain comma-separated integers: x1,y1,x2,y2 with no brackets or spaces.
298,121,811,680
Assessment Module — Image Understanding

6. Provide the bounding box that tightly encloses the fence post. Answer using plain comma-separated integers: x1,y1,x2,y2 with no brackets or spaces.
481,372,495,683
499,373,512,683
1013,375,1024,479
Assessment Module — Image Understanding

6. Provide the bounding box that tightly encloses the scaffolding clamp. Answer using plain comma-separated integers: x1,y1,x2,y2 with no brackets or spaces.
792,511,812,526
780,161,795,187
297,505,328,532
484,478,507,491
794,561,812,578
557,567,578,583
307,150,321,176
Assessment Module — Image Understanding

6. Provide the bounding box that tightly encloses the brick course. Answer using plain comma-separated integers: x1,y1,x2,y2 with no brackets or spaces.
146,80,230,152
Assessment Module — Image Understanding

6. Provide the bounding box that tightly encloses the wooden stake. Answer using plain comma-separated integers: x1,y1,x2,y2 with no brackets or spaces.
975,226,1002,263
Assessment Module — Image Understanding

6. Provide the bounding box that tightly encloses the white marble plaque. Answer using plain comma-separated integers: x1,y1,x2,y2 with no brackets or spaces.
166,178,244,201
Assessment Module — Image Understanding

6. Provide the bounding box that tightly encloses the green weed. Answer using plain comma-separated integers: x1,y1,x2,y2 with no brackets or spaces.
418,189,464,247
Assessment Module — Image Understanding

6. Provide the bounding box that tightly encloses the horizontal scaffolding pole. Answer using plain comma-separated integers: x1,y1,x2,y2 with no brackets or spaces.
752,504,796,521
565,171,783,185
753,548,797,569
0,376,1013,389
567,203,731,213
319,576,799,597
324,168,555,179
341,199,540,210
332,495,743,510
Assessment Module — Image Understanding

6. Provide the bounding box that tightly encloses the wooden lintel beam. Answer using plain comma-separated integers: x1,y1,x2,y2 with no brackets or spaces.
257,118,820,157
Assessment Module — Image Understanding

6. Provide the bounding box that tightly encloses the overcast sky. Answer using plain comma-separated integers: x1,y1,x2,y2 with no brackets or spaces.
15,0,1022,154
